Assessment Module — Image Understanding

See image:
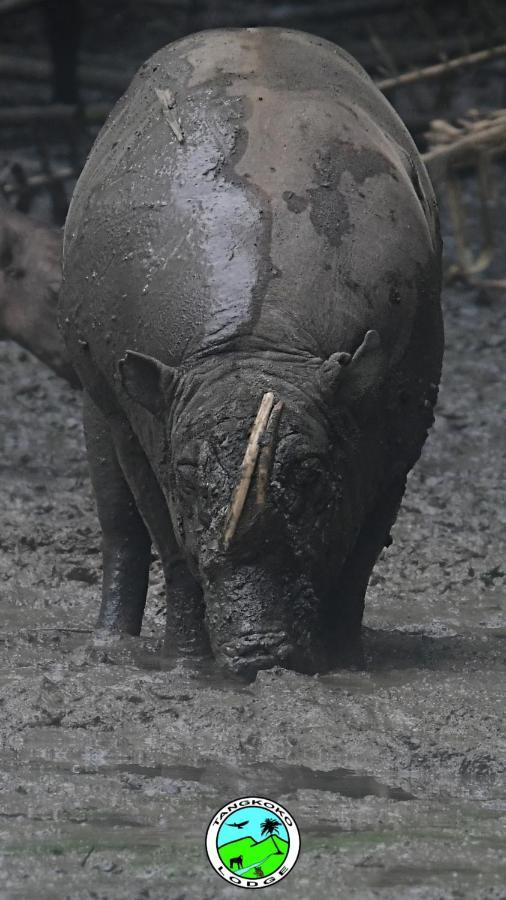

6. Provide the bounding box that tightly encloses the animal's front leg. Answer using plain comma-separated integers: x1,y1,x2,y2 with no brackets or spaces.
163,557,209,660
83,391,151,634
331,476,407,646
101,407,210,661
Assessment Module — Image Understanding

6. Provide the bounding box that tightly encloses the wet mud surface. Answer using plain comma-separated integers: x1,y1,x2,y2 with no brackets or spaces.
1,172,506,900
1,282,505,897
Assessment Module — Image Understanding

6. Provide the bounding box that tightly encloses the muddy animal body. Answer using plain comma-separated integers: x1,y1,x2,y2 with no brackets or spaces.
60,28,443,676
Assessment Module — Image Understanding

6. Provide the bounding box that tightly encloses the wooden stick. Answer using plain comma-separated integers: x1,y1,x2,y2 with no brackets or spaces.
423,118,506,182
471,278,506,290
377,43,506,91
223,392,275,549
80,845,95,868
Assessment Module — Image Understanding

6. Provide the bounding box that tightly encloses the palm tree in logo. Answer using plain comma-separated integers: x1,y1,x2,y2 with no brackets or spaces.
260,817,284,855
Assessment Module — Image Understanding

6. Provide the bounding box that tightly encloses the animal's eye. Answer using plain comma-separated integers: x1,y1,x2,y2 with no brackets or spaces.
176,461,197,491
292,457,323,487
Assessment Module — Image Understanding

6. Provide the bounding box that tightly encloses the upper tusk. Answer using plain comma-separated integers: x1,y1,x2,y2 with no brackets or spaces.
223,391,275,549
256,400,284,510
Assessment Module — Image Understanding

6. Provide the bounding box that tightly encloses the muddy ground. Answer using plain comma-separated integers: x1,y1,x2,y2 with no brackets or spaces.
0,167,505,899
1,5,506,892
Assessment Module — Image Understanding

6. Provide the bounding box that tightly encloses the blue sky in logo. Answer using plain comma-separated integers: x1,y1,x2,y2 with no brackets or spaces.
217,807,289,847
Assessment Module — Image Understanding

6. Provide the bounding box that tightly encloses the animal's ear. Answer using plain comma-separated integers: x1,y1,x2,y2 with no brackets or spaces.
318,330,383,403
118,350,177,417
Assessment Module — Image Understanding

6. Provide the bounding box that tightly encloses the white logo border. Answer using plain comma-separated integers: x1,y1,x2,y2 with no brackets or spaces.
205,796,301,889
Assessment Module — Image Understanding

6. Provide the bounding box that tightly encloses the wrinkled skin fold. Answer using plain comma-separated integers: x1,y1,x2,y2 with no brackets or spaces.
60,28,443,676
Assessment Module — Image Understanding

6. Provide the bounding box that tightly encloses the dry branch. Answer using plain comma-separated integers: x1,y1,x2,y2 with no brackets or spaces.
423,110,506,279
377,43,506,91
472,278,506,290
423,109,506,181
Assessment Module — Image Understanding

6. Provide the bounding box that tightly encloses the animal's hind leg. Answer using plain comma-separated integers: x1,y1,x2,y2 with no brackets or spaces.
331,477,407,651
83,391,151,634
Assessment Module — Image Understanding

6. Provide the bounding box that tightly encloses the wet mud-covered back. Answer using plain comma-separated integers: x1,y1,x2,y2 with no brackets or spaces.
62,28,440,378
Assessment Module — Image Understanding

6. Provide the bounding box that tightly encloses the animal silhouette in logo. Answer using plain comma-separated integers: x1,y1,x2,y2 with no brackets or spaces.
229,854,244,869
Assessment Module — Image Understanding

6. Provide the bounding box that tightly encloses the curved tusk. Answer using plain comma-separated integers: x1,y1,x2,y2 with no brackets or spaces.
223,391,275,549
256,400,284,510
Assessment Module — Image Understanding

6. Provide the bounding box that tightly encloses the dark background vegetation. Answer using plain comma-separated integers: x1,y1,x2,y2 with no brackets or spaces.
1,0,505,232
2,1,506,137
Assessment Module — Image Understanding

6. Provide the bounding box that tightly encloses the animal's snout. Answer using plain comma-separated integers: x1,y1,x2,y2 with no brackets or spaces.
218,630,295,679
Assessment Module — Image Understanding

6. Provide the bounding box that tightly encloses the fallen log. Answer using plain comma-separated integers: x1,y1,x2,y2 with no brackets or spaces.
0,202,78,387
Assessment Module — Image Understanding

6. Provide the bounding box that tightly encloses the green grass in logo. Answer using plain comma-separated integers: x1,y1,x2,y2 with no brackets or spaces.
217,813,289,878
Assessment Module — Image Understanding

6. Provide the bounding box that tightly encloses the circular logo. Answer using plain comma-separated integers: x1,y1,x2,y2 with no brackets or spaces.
206,796,300,889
